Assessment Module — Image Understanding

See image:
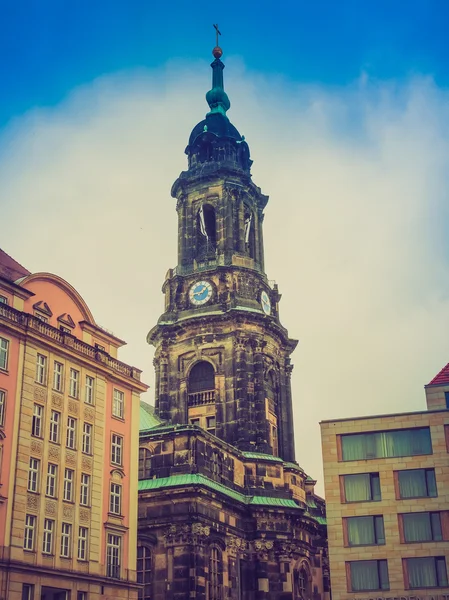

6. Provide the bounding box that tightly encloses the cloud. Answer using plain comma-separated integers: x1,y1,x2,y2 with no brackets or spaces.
1,59,449,493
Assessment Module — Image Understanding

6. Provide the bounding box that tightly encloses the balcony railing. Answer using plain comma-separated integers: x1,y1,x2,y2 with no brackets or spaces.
188,390,216,406
0,304,142,382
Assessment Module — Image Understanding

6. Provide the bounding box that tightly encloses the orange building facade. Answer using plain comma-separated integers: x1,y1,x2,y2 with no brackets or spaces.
0,249,148,600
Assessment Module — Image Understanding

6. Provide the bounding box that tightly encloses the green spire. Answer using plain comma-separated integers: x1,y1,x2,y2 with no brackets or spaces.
206,26,230,117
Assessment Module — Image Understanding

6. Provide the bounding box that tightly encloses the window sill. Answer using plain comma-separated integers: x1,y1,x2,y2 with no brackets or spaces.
397,495,437,500
31,435,43,440
27,490,40,495
45,495,58,500
52,388,63,394
344,499,381,504
62,499,75,505
0,369,9,375
34,381,47,387
112,415,125,423
68,395,79,400
66,446,77,451
82,451,93,456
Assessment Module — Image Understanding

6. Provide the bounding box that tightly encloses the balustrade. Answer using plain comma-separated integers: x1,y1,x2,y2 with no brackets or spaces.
188,390,216,406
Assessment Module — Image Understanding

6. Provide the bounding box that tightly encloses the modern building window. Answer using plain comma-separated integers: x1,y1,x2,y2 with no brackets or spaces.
206,416,216,436
405,557,448,589
80,473,91,506
402,512,443,543
0,389,5,426
397,468,437,498
341,427,432,461
208,546,223,600
343,472,381,502
28,458,40,493
42,518,55,554
137,545,152,600
0,337,8,371
82,423,92,454
66,417,77,449
63,468,74,502
60,522,72,558
53,361,64,392
112,389,124,419
78,526,88,561
109,483,122,515
49,410,60,443
31,404,43,437
348,560,389,592
23,515,36,551
106,533,121,579
111,434,123,466
85,375,95,404
138,448,151,480
35,354,47,385
346,516,385,546
22,584,34,600
69,368,80,398
46,463,58,497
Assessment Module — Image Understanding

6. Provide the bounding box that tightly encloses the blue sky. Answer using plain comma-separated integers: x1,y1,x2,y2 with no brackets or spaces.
1,0,448,128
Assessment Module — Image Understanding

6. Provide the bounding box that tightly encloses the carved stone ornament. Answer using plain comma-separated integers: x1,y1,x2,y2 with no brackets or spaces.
48,445,60,461
84,407,95,421
175,450,189,465
27,494,38,510
34,387,46,401
68,400,79,415
82,456,92,471
45,500,57,516
66,451,76,466
79,508,90,523
227,536,246,550
254,539,274,551
51,393,63,408
63,505,73,519
164,522,210,540
30,440,42,455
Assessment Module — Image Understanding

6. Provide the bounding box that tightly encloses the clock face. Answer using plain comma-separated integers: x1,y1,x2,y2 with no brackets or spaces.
260,290,271,315
189,280,213,306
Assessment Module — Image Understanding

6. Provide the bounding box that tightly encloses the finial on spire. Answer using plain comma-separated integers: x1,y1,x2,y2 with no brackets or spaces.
213,23,223,59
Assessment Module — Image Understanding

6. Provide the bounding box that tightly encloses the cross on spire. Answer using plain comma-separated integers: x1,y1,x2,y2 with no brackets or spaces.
213,23,221,47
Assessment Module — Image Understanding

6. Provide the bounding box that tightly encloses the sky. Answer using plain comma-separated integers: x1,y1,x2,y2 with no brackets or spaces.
1,0,449,493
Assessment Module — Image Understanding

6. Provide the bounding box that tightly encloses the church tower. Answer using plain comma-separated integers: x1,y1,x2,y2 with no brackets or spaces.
138,35,328,600
147,41,297,462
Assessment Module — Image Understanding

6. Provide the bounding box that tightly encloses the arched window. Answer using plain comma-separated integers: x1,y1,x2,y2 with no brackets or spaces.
196,204,217,259
138,448,152,480
137,545,152,600
208,546,223,600
188,362,215,407
294,563,311,600
244,207,255,259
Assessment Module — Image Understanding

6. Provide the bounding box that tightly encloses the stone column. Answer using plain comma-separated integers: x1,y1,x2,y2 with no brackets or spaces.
177,195,187,270
253,340,270,454
158,349,170,421
279,359,295,462
235,337,250,450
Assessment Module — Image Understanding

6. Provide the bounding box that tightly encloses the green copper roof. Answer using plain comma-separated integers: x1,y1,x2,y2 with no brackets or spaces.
139,402,162,431
241,452,283,463
283,462,305,472
138,473,302,510
314,516,327,525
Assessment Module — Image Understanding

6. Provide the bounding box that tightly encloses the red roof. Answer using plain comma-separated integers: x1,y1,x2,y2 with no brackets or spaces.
0,249,30,282
427,362,449,387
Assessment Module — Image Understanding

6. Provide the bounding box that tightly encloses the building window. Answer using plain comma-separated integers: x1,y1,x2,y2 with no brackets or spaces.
346,516,385,546
85,376,95,404
42,518,55,554
206,416,216,436
138,448,151,480
77,593,87,600
60,522,72,558
35,354,47,385
82,423,92,454
35,313,48,323
28,458,40,493
49,410,60,443
348,560,389,592
23,515,36,551
343,472,381,502
63,468,74,502
80,473,91,506
208,546,223,600
0,296,7,305
341,428,432,461
111,434,123,466
0,337,8,371
397,468,437,498
109,483,122,515
211,451,221,477
46,463,58,497
188,361,215,406
78,526,88,561
0,389,5,426
32,404,43,437
405,557,448,589
106,533,121,579
22,584,34,600
69,368,80,398
53,361,63,392
190,418,200,426
60,325,71,334
66,417,77,449
112,389,124,419
294,565,311,600
137,545,152,600
402,512,443,543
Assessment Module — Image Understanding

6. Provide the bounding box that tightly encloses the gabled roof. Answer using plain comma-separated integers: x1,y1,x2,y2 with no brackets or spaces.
0,249,30,282
140,401,162,430
426,362,449,387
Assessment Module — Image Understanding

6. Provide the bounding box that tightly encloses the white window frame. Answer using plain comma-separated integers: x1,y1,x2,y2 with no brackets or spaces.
60,522,72,558
111,434,123,466
109,483,122,515
66,417,77,449
80,473,91,506
78,526,89,561
69,368,80,398
53,361,64,392
0,389,5,426
28,457,40,493
35,354,47,385
49,410,60,443
24,514,36,551
46,463,58,498
106,533,121,579
82,422,92,455
32,404,43,438
0,337,9,371
42,518,54,554
22,584,34,600
85,375,95,405
112,389,124,419
63,468,74,502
